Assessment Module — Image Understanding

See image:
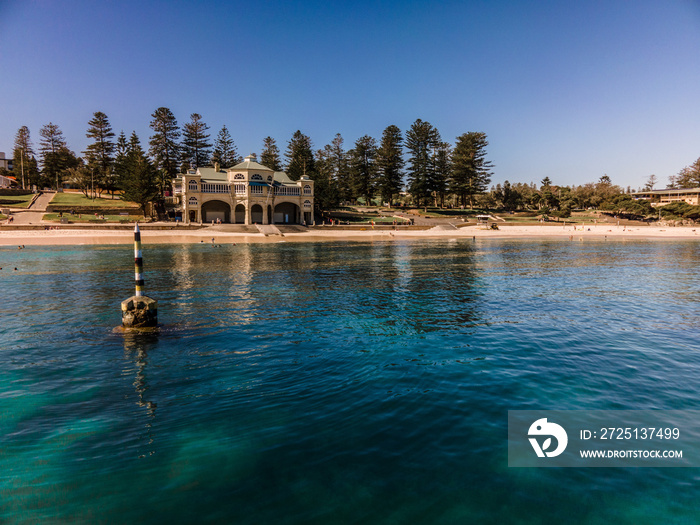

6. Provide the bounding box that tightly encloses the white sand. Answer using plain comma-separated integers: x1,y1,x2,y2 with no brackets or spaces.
1,223,699,246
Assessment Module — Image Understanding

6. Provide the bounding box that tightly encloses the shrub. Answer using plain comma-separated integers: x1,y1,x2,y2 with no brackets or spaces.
659,202,700,221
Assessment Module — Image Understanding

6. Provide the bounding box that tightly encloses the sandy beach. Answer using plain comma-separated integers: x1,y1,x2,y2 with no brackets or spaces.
1,223,699,245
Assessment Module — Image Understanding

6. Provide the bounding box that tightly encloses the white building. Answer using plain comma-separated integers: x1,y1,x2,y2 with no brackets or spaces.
172,154,314,225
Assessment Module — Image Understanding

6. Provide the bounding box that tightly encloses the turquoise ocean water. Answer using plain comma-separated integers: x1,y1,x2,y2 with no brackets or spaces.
1,239,700,524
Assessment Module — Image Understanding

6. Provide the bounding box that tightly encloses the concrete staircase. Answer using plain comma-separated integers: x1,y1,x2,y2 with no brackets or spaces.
255,224,283,236
207,224,259,233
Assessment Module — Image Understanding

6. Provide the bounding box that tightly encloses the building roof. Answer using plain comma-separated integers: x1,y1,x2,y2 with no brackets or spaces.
192,167,297,186
634,188,700,196
272,171,293,184
197,167,227,182
174,155,302,186
230,154,274,172
0,174,17,186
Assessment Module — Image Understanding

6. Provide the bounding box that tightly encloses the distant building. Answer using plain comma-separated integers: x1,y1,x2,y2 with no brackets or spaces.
172,154,314,225
0,174,17,188
633,188,700,207
0,152,12,171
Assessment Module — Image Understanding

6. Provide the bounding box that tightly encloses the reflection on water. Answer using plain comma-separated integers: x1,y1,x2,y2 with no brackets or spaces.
158,241,484,338
122,330,159,457
2,240,700,524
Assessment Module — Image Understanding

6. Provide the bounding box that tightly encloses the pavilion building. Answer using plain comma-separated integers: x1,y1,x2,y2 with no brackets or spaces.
172,154,314,225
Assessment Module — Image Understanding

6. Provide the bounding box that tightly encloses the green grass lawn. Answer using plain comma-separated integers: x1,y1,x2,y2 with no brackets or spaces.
418,210,473,218
329,217,412,225
50,192,138,207
570,213,608,221
352,216,406,223
43,213,144,223
324,210,411,224
378,207,486,218
0,214,6,221
498,215,612,224
0,194,34,208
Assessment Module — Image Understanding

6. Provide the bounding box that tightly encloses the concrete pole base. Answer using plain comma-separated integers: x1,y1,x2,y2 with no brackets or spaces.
121,295,158,328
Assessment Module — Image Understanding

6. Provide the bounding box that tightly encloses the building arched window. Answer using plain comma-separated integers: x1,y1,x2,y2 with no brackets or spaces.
303,200,312,208
234,173,245,180
303,184,312,195
188,180,198,191
189,196,198,206
267,176,273,181
251,174,263,181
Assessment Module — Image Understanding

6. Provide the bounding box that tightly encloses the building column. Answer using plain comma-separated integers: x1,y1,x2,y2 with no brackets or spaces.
245,203,251,225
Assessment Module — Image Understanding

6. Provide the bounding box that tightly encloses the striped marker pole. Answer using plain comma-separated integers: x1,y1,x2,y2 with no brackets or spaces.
121,223,157,328
134,223,144,297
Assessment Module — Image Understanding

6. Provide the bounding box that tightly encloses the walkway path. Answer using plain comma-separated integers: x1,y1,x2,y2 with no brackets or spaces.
28,192,54,211
8,192,54,225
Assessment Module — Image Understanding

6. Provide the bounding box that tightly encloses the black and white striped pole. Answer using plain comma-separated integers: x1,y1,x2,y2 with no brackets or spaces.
134,223,145,296
121,223,158,328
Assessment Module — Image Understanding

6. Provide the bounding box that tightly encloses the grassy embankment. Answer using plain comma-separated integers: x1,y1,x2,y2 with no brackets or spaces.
49,192,137,208
396,207,617,224
42,192,141,223
0,194,34,209
325,206,610,225
323,207,410,224
42,213,144,223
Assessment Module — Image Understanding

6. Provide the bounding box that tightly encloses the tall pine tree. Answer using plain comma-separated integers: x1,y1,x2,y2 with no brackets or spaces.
211,125,240,169
260,136,282,171
376,125,404,206
349,135,378,205
120,132,159,217
327,134,351,202
39,123,79,190
450,132,493,208
113,131,129,187
432,141,452,207
405,119,440,207
13,126,37,189
181,113,212,169
39,122,65,189
84,111,115,196
315,133,349,207
315,140,342,209
677,158,700,188
284,131,315,181
149,107,180,193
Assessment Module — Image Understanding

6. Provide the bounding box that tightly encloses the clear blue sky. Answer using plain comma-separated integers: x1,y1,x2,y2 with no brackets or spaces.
1,0,699,189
